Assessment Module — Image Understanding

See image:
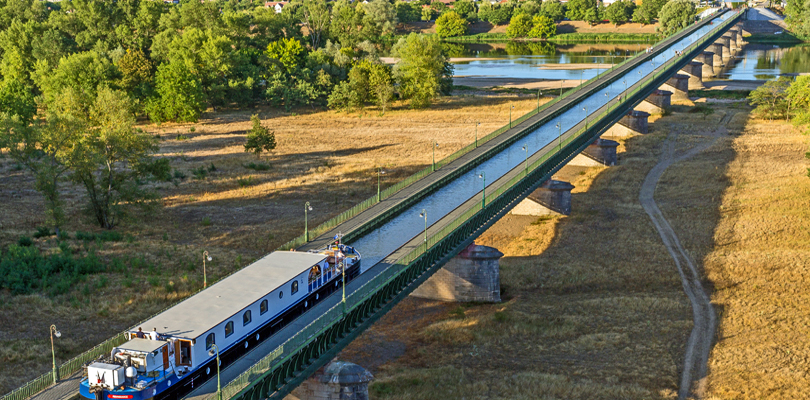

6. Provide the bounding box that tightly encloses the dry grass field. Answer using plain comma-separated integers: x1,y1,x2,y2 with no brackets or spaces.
0,95,541,395
337,102,810,399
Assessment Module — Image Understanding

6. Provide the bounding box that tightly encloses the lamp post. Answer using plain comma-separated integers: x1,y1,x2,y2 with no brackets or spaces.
559,79,565,98
203,251,212,288
431,140,439,171
418,209,427,253
208,344,222,400
304,202,312,241
537,90,542,111
478,172,486,208
579,69,584,87
521,145,528,174
583,106,589,129
377,168,385,202
623,79,627,101
556,121,562,151
50,325,61,384
340,261,346,315
475,122,480,148
509,105,515,128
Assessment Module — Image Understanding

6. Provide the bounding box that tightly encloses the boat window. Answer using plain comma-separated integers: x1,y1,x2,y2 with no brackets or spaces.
308,266,321,283
260,299,268,315
279,290,284,299
243,310,252,326
291,281,298,295
225,321,234,338
206,333,215,350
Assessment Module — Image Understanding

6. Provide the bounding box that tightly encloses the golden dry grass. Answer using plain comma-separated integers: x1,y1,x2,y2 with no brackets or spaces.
0,95,542,395
338,101,810,400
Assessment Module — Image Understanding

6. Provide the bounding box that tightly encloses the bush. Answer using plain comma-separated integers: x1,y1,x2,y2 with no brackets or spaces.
244,115,276,158
17,236,33,247
33,226,53,239
75,231,123,242
244,162,272,171
506,13,533,38
191,166,208,180
436,11,469,37
0,245,105,295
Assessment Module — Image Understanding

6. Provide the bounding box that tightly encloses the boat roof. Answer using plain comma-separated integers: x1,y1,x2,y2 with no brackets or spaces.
136,251,326,340
118,338,166,354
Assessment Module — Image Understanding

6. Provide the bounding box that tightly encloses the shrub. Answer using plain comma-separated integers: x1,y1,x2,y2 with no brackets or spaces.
436,11,469,37
244,162,271,171
75,231,123,242
191,166,208,180
244,115,276,158
506,13,533,38
17,236,33,247
0,245,105,295
33,226,52,239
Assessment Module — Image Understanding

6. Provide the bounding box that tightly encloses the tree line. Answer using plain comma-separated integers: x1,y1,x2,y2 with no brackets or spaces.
0,0,453,233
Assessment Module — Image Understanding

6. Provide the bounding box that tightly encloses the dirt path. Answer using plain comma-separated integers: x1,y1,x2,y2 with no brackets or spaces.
639,115,731,399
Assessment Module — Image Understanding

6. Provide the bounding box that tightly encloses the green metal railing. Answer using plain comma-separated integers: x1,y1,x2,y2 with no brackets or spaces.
211,10,743,400
1,10,741,400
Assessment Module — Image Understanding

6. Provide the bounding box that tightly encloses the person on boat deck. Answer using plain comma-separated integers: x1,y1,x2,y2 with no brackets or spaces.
150,328,159,340
136,327,145,339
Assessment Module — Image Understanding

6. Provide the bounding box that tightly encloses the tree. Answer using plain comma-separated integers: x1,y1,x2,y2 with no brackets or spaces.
302,0,330,49
436,11,469,37
147,60,206,123
369,63,394,114
395,1,421,22
478,2,512,25
520,0,541,17
117,48,154,99
35,51,118,112
785,0,810,38
453,0,477,21
421,6,435,21
657,0,695,37
748,76,792,120
506,13,533,38
540,0,566,22
565,0,597,21
331,0,365,46
430,0,448,16
244,114,276,158
362,0,398,36
266,37,306,73
786,76,810,127
528,15,557,38
633,0,667,25
67,87,161,229
392,33,449,108
605,1,635,26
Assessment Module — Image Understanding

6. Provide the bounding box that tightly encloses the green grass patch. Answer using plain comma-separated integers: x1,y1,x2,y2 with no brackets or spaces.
75,231,123,242
744,33,805,44
0,244,106,296
243,162,271,171
550,32,659,43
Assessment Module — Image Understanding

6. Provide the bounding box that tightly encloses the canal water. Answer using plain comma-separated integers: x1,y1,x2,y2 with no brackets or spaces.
352,12,737,269
448,42,810,82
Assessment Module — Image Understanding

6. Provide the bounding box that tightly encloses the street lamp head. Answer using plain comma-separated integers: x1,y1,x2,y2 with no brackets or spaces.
521,145,526,151
207,255,212,262
478,173,484,179
419,212,425,218
54,330,61,338
208,349,215,357
555,123,560,128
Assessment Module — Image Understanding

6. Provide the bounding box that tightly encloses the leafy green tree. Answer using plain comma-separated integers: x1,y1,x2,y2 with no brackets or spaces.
31,28,76,70
362,0,398,36
369,62,394,113
748,76,792,120
786,76,810,127
478,2,512,25
785,0,810,38
453,0,477,21
147,60,206,123
430,0,448,16
302,0,331,48
657,0,695,37
421,6,435,21
331,0,365,46
506,13,533,38
395,1,421,22
566,0,597,21
540,0,566,22
328,81,355,111
244,114,277,158
0,77,36,124
392,33,449,108
67,87,161,229
633,0,667,25
35,51,118,112
519,0,541,17
436,11,469,37
528,15,557,38
117,48,154,99
605,1,635,26
266,37,306,73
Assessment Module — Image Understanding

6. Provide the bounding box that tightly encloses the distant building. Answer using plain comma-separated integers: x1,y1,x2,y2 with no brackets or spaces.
265,1,287,13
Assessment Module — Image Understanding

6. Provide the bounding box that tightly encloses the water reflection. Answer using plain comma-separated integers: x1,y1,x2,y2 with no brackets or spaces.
715,44,810,80
451,43,652,81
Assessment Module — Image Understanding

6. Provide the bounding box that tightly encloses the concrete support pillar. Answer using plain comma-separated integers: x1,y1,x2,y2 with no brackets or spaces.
635,89,671,114
731,28,744,48
569,138,619,166
660,74,689,103
288,361,373,400
717,37,732,61
728,29,741,49
709,43,725,66
694,51,715,78
410,243,503,302
603,110,650,137
510,179,574,216
679,62,704,89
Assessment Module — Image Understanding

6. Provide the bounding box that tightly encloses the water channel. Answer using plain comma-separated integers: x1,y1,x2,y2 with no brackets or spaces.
352,13,736,269
448,41,810,82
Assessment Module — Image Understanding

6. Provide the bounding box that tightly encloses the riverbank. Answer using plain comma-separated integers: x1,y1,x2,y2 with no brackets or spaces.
442,32,659,43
